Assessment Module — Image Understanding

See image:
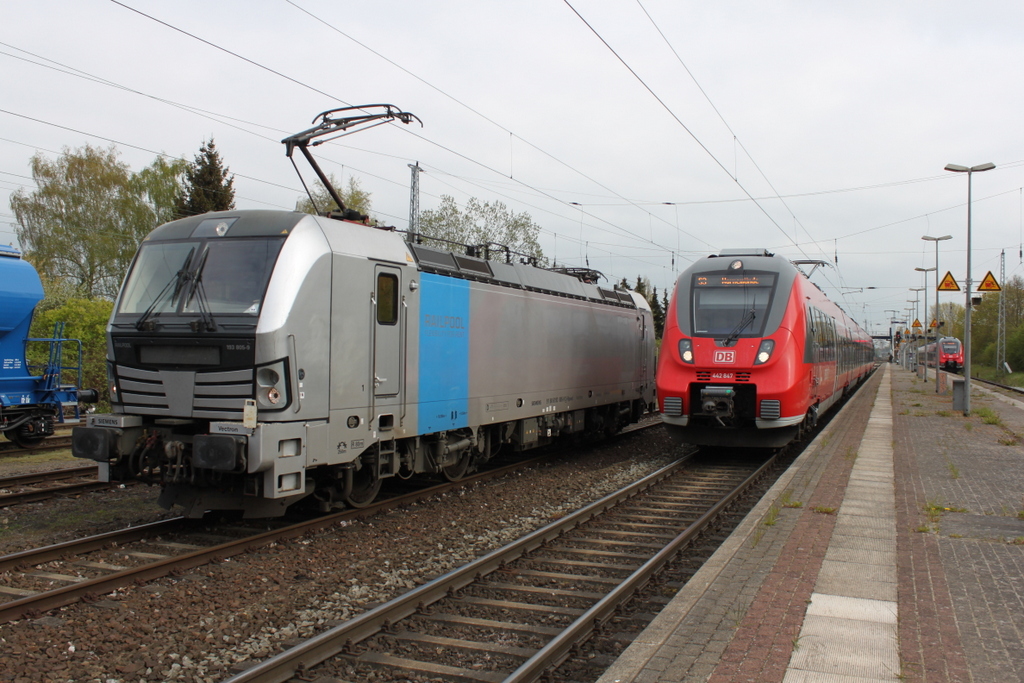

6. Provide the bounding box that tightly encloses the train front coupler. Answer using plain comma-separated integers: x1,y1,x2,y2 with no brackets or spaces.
699,385,736,426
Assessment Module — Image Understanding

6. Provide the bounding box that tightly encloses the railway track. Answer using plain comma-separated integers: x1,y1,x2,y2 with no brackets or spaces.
0,423,661,624
0,433,73,456
969,374,1024,396
0,465,108,507
221,450,777,683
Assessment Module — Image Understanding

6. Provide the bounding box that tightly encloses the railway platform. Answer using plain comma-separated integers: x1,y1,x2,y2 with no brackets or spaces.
599,364,1024,683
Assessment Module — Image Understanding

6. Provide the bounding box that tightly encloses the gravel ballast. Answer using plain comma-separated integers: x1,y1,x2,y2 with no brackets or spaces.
0,426,680,683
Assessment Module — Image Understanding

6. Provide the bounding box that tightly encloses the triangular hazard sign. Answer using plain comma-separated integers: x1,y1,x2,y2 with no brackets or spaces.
930,319,939,328
978,271,1001,291
937,271,960,291
912,319,922,329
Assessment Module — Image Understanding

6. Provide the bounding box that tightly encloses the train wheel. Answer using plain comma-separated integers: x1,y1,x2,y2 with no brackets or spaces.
10,432,45,448
343,469,381,508
441,451,471,482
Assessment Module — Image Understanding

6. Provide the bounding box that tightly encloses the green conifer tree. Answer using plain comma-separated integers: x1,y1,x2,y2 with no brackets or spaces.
175,139,235,217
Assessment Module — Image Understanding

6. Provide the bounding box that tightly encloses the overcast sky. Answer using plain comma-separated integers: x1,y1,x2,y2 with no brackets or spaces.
3,1,1023,335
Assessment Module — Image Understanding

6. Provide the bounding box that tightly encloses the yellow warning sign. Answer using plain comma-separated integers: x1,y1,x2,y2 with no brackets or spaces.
937,271,960,291
930,319,939,328
978,271,1001,291
912,319,922,329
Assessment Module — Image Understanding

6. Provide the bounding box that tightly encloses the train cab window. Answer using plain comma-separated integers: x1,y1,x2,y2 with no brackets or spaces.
690,272,776,337
377,273,399,325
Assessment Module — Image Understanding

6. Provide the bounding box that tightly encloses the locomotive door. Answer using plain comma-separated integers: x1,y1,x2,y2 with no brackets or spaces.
372,265,404,403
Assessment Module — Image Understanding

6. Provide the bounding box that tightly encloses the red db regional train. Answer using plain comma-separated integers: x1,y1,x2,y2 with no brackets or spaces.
922,336,963,373
657,249,875,448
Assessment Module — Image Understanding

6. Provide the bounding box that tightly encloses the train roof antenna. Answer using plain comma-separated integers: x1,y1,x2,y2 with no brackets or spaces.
282,105,422,220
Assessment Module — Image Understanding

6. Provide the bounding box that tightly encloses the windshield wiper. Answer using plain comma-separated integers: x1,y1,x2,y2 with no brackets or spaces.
185,249,216,332
724,306,756,346
135,247,195,331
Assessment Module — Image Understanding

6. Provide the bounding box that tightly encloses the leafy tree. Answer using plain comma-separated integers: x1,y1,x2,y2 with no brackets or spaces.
10,144,183,299
137,155,189,226
295,174,373,220
28,298,115,411
418,195,544,262
175,138,235,216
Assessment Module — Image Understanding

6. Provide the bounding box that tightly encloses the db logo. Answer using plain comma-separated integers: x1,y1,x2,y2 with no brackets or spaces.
713,350,736,364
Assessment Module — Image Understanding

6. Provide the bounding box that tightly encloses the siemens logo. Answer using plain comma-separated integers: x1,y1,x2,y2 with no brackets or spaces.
423,315,465,329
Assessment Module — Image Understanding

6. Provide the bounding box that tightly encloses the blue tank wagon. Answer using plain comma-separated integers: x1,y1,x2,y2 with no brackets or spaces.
0,245,98,447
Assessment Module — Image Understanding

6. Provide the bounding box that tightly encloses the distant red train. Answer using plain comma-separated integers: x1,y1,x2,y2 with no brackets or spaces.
657,249,875,448
921,336,963,373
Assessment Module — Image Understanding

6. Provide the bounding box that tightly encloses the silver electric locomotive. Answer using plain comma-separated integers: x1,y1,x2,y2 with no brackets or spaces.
72,209,656,516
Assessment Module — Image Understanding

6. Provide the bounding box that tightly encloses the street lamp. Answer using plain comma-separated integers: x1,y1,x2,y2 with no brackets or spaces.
885,308,899,360
922,235,952,392
909,288,925,329
916,267,936,381
945,162,996,415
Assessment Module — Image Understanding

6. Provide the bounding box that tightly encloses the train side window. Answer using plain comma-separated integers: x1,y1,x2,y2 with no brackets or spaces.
377,273,399,325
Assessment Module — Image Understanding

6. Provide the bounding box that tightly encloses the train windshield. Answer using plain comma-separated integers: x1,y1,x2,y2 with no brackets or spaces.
690,271,776,337
118,238,284,316
941,340,961,354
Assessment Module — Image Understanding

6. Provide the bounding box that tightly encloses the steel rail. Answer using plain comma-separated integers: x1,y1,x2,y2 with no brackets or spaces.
0,434,73,456
0,465,98,488
0,479,118,508
0,517,185,574
220,454,697,683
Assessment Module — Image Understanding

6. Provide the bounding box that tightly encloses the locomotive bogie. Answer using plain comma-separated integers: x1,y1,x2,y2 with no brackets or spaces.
74,210,655,517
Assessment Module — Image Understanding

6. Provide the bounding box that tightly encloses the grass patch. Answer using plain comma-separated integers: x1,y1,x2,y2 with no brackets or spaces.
779,490,803,509
964,422,973,432
763,504,780,526
1012,537,1024,546
813,506,837,515
1000,436,1019,446
975,407,1003,426
946,459,960,480
935,410,952,417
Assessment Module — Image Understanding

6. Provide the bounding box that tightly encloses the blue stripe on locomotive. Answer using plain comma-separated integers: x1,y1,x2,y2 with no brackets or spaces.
417,273,470,434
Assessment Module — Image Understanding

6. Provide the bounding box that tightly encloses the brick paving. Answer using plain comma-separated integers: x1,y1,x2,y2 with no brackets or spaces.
892,369,1024,682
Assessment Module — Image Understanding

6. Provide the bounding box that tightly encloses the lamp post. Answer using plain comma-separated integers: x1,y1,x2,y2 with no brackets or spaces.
915,268,936,381
885,308,899,361
945,162,996,415
909,289,925,329
922,235,952,391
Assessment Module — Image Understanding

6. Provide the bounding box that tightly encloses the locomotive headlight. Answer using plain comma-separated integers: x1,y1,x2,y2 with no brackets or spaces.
107,362,121,404
255,358,290,410
678,339,694,364
754,339,775,365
